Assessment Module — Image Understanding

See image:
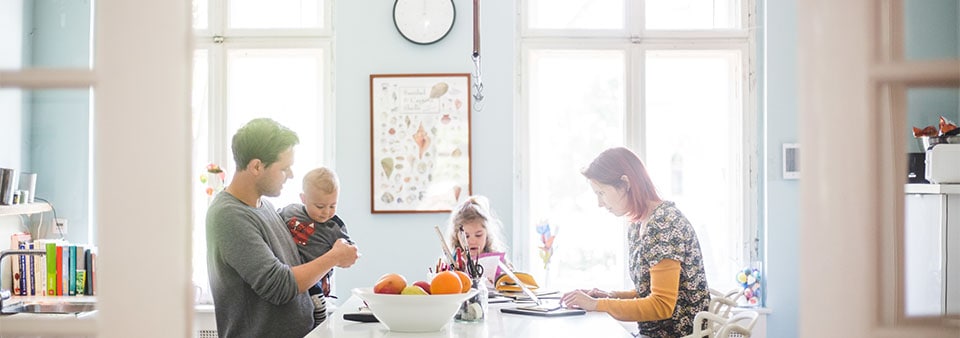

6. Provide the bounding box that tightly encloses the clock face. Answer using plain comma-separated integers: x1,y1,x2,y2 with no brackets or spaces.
393,0,456,45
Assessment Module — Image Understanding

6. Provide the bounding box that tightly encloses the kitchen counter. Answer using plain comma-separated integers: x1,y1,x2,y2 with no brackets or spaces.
305,295,633,338
905,183,960,194
0,296,98,335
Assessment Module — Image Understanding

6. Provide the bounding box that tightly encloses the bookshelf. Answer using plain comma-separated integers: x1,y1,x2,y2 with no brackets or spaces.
0,203,52,217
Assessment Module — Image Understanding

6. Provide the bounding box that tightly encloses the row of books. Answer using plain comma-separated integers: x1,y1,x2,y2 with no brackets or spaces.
9,232,97,297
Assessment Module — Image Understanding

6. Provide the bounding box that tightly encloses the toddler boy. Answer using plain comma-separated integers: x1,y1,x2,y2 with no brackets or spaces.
279,167,353,327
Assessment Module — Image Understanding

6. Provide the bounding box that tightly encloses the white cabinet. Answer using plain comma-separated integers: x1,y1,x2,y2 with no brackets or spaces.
904,184,960,316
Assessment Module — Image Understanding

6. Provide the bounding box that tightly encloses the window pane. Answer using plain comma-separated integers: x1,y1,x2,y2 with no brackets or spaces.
193,0,208,30
1,0,93,70
645,49,744,293
191,50,212,303
527,0,624,30
526,49,627,291
226,48,326,207
645,0,741,30
0,89,91,243
904,0,960,61
229,0,324,29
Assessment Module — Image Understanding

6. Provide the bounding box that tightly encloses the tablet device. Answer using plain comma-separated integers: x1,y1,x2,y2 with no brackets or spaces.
499,307,586,317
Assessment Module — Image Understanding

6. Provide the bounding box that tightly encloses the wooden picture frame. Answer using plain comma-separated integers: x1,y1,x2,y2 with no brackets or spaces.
369,73,472,213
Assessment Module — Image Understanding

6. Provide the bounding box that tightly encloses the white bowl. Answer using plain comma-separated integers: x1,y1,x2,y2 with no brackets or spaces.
352,287,478,332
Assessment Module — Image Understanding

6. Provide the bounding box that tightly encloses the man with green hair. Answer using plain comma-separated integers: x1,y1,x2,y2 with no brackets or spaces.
206,118,360,337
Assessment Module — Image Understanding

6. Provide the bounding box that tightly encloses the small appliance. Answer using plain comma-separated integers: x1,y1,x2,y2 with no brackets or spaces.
925,144,960,184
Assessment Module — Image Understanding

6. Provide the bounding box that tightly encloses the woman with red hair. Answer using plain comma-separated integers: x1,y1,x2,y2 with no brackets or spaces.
560,147,709,338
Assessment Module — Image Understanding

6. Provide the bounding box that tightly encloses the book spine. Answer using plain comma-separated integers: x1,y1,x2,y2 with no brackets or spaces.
56,245,63,296
46,242,57,296
76,245,85,295
75,270,86,295
36,248,46,296
28,242,35,296
83,249,93,295
68,245,76,296
17,241,25,295
90,252,96,295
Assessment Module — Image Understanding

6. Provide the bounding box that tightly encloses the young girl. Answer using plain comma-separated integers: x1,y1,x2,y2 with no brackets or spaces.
446,195,508,284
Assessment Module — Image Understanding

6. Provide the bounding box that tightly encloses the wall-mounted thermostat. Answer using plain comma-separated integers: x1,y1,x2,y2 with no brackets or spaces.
783,143,799,180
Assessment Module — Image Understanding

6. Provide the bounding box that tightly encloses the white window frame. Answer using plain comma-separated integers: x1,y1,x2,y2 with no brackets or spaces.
514,0,758,291
191,0,336,305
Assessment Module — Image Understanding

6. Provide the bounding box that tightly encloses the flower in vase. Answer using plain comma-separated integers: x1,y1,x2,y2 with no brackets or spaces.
535,220,557,269
200,163,226,197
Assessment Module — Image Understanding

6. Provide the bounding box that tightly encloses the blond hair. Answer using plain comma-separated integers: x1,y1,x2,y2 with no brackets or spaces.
447,195,507,254
303,167,339,195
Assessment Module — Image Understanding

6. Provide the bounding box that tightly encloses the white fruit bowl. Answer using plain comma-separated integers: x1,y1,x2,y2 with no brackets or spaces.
352,287,478,332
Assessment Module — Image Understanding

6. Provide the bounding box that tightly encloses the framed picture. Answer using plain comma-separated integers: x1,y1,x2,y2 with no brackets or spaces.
369,73,472,213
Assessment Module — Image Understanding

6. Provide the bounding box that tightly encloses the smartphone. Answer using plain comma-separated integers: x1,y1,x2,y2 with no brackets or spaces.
342,312,379,323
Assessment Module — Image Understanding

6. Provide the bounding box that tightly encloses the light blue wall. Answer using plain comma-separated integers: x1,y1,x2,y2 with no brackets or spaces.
763,1,799,338
1,0,93,243
332,0,515,291
905,0,960,153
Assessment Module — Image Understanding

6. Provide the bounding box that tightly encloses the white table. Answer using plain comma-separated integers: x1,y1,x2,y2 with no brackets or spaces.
305,296,634,338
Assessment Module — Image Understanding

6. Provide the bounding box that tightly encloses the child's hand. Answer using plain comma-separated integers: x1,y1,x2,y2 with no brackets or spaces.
330,238,359,268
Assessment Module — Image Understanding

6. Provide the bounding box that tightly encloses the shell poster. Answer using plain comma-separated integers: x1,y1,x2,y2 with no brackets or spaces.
370,74,471,213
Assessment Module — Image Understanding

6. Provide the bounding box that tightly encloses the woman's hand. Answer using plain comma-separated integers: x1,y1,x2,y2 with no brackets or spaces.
560,289,599,311
583,288,612,298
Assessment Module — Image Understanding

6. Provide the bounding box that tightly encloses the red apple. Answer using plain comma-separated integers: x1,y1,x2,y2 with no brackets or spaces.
413,281,432,295
373,273,407,294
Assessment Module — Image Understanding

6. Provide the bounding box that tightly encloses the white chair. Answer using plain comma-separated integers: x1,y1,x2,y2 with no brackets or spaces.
684,311,730,338
716,310,760,337
708,293,740,318
683,289,750,338
683,310,760,338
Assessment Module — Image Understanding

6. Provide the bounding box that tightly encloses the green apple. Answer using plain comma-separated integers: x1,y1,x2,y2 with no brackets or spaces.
412,281,432,294
400,285,429,295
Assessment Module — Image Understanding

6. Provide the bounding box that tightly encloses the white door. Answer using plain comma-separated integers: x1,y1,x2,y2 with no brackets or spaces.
797,0,959,337
0,1,192,337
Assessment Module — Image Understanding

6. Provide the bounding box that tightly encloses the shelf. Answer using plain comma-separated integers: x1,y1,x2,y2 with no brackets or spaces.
0,203,53,217
905,183,960,195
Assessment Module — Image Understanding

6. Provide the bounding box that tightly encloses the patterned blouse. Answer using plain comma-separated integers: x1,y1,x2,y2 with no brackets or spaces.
629,201,710,337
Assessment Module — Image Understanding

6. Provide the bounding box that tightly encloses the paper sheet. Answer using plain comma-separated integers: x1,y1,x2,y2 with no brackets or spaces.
476,252,505,285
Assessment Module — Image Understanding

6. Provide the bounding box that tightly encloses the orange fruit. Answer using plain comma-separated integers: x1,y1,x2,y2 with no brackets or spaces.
453,270,472,293
430,271,462,295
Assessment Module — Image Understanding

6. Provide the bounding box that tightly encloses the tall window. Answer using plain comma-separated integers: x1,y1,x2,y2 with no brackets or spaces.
518,0,756,295
191,0,334,304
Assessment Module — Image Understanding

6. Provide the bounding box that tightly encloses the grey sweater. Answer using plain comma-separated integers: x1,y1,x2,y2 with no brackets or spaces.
206,192,313,338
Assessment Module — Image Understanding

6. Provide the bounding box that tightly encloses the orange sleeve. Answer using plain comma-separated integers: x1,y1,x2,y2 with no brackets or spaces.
596,259,680,321
611,289,637,299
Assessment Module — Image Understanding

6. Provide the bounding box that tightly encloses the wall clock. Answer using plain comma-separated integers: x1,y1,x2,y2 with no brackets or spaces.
393,0,456,45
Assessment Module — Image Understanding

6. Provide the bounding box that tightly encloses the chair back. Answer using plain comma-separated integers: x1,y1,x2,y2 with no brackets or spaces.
716,310,760,338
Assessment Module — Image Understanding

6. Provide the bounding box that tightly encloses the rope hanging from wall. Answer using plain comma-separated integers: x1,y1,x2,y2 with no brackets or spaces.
471,0,484,112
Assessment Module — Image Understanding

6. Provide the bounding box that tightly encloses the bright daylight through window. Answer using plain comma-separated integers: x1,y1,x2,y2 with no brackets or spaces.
190,0,331,304
519,0,755,297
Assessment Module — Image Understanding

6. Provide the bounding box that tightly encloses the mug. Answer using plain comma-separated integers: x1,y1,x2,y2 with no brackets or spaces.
0,168,17,205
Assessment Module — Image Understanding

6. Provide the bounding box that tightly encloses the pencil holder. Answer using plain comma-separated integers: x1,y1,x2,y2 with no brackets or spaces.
455,277,487,322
